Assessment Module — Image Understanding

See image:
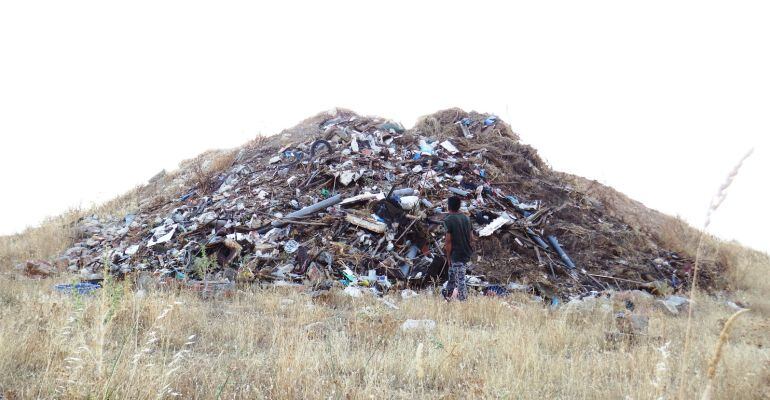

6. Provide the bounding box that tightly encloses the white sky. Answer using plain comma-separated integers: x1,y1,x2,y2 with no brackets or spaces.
1,1,768,253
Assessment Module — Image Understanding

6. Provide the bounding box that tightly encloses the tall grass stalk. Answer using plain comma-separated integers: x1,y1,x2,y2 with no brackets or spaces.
676,149,753,400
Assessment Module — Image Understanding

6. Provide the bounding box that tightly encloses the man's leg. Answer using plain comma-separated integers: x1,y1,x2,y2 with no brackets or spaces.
457,262,468,301
445,262,458,301
450,262,464,300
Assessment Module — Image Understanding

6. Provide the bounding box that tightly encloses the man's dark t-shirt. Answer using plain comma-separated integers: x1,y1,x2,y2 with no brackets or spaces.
444,213,473,263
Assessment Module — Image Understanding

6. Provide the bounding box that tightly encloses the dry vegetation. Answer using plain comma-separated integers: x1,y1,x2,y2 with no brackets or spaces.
0,274,768,399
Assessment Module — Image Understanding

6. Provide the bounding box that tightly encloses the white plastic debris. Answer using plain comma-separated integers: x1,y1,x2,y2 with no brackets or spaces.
125,245,140,256
398,196,420,210
440,140,460,154
197,212,217,225
401,319,436,332
400,289,419,300
339,171,361,186
284,240,299,254
148,224,177,247
269,156,281,164
478,213,514,237
379,298,400,310
343,286,363,298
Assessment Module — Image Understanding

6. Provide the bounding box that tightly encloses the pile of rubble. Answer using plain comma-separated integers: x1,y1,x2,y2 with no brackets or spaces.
28,108,716,300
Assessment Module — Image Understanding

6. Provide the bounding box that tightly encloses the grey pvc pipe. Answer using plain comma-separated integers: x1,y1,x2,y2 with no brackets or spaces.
546,235,576,269
391,188,416,197
272,194,343,227
527,228,549,250
448,187,470,196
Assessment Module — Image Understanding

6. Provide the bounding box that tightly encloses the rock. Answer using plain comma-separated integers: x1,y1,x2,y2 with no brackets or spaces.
23,260,54,278
53,257,70,269
401,319,436,332
657,295,690,315
616,312,649,335
64,246,85,257
306,264,323,283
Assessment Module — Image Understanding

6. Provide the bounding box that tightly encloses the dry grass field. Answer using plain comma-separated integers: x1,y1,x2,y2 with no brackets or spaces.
0,260,768,399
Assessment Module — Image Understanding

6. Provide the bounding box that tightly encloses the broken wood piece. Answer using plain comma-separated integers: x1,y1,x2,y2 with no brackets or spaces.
586,273,646,285
345,214,387,234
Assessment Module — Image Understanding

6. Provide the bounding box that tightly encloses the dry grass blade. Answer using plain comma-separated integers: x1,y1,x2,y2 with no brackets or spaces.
677,149,754,400
700,308,750,400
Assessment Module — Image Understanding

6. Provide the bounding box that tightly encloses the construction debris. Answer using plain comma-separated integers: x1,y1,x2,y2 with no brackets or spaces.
44,108,715,304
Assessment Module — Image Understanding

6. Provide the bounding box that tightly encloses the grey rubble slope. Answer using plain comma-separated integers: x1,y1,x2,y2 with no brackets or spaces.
46,108,721,297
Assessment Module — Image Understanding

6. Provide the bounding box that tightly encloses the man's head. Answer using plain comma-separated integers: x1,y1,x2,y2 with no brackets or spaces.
448,196,461,212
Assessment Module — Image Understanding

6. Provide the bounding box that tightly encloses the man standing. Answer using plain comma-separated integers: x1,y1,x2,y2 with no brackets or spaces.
443,196,474,301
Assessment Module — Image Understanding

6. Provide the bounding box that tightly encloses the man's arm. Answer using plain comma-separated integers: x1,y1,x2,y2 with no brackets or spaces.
444,232,452,258
465,215,476,252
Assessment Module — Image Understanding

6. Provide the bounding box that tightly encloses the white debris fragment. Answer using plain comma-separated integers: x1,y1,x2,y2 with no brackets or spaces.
341,192,386,205
478,213,514,237
148,224,177,247
339,171,362,186
398,195,420,210
401,319,436,332
125,245,140,256
440,140,460,154
343,286,363,298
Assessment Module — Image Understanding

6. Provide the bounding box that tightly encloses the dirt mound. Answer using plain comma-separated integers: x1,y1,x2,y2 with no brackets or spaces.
39,108,723,299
